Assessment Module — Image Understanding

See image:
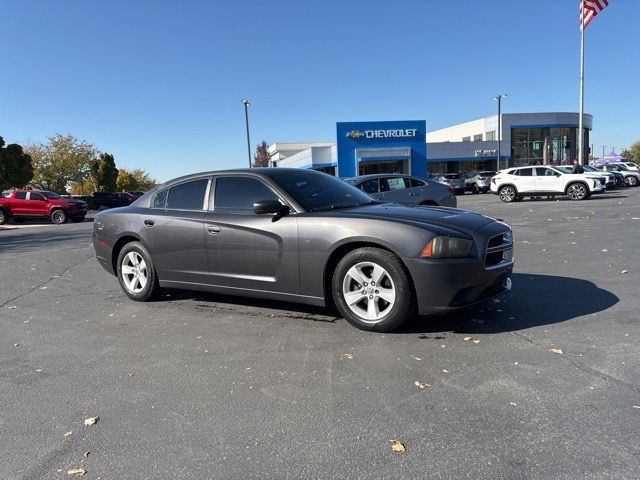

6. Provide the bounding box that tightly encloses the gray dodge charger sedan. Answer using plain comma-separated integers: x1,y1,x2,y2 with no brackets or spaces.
93,168,513,332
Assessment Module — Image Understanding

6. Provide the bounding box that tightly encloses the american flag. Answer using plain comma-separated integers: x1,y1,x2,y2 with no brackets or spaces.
580,0,609,30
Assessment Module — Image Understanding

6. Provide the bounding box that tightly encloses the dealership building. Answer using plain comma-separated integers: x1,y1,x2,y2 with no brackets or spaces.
268,112,593,177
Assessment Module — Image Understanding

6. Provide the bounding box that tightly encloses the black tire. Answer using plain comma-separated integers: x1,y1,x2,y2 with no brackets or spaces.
51,209,67,224
332,247,415,332
471,184,479,194
0,209,8,225
116,242,160,301
566,182,588,200
498,185,517,203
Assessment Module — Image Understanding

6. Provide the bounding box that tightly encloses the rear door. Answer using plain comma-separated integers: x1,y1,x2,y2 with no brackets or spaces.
513,168,536,192
10,191,28,215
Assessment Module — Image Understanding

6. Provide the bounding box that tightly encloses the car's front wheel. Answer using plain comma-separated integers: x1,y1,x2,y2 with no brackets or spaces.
471,184,479,194
332,248,415,332
51,209,67,224
498,185,517,202
566,182,589,200
117,242,160,301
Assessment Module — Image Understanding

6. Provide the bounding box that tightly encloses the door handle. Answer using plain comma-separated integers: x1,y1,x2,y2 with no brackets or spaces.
144,220,155,227
207,226,221,234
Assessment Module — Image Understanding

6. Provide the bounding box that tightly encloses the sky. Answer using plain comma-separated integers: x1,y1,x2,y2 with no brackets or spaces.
1,0,638,182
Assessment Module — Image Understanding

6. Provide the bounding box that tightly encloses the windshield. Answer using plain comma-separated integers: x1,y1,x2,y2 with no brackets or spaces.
583,165,598,172
555,167,573,174
269,171,375,212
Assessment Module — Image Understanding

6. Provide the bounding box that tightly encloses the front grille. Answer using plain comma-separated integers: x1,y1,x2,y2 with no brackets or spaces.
485,231,514,269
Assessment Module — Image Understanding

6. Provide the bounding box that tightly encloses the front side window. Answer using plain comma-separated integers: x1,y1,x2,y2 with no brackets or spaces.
166,178,209,210
30,192,45,200
213,176,279,214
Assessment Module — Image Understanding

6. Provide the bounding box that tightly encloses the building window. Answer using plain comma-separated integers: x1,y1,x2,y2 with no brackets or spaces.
462,136,471,142
486,131,496,141
473,134,483,142
511,127,586,167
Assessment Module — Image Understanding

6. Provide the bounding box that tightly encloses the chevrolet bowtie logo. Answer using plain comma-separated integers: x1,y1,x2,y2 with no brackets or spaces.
346,130,365,139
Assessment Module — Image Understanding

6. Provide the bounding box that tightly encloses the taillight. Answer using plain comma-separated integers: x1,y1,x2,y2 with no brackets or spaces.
447,186,455,195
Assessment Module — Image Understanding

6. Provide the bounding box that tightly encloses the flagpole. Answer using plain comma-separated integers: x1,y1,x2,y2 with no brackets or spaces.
578,6,585,166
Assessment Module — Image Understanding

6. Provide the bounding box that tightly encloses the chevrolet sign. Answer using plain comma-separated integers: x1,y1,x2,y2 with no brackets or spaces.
346,128,417,140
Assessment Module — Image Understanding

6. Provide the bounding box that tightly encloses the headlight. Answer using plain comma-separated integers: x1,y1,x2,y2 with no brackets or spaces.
420,236,473,258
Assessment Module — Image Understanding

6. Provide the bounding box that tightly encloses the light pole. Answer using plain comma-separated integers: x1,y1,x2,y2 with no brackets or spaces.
493,94,507,170
241,99,251,168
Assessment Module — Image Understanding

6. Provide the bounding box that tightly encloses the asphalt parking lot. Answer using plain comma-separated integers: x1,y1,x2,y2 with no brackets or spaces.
1,190,639,479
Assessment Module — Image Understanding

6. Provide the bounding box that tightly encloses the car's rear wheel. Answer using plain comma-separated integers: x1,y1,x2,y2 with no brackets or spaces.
332,248,415,332
117,242,160,301
625,176,638,187
498,186,517,203
566,182,588,200
51,209,67,224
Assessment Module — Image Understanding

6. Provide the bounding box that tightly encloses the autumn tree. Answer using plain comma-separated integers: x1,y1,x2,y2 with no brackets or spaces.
621,140,640,163
116,168,157,192
26,134,97,193
90,152,119,192
253,140,271,167
0,136,34,189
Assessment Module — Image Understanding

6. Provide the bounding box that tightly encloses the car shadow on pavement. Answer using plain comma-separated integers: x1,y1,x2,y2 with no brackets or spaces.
522,192,628,202
399,272,619,335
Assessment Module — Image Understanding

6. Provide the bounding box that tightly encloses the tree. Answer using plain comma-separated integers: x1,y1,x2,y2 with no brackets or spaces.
0,136,34,189
90,152,119,192
26,134,97,193
253,140,271,167
621,141,640,163
116,168,157,192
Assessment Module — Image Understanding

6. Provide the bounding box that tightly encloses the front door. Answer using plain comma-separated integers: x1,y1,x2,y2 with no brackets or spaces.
203,175,299,295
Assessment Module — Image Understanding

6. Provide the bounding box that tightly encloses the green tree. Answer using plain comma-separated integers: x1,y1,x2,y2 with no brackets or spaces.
253,140,271,167
0,136,34,189
621,141,640,163
26,134,97,193
116,168,157,192
90,152,119,192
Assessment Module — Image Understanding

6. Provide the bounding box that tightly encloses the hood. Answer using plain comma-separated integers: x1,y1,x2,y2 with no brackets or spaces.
328,203,498,236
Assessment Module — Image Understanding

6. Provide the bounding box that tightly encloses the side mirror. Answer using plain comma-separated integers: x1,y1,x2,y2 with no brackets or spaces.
253,199,290,215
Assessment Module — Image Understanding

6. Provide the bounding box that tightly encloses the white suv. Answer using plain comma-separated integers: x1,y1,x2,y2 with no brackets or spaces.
490,165,605,202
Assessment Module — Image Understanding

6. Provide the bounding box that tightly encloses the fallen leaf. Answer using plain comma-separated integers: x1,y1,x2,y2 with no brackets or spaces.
63,431,73,437
510,402,517,406
414,381,431,389
472,339,480,344
8,306,17,309
84,416,99,426
549,348,563,354
390,440,406,453
411,355,422,361
621,270,628,274
67,468,86,476
84,452,90,457
463,337,472,341
632,406,640,410
442,369,449,373
601,249,608,252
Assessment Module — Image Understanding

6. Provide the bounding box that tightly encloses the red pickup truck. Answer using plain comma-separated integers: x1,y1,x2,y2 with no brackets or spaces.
0,190,87,225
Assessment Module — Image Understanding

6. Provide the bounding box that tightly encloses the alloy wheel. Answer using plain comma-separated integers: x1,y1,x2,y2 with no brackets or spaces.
121,252,148,293
567,183,587,200
342,261,396,324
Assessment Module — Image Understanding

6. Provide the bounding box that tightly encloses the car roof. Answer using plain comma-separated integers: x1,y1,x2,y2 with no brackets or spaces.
342,173,421,182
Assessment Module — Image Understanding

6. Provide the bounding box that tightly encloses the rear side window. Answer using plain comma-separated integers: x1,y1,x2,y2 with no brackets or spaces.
213,176,279,214
386,178,409,190
15,191,27,199
152,189,168,209
166,179,209,210
518,168,534,176
410,178,426,187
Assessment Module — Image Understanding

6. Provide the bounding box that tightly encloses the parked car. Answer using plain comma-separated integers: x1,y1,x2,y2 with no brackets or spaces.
554,166,613,189
464,171,497,194
433,173,467,195
618,161,639,171
490,165,605,202
344,174,456,207
93,168,513,332
0,189,87,224
92,192,130,209
595,164,640,187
